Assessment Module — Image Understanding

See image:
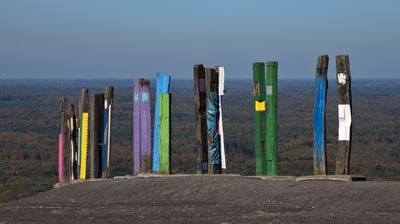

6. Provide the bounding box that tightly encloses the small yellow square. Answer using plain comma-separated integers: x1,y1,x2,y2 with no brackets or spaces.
255,100,266,111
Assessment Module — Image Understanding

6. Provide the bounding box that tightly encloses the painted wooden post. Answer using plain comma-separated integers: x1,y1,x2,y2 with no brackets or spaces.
102,86,114,178
68,104,78,180
253,62,267,175
266,62,278,175
90,93,104,179
103,86,114,178
79,89,89,180
159,93,171,174
59,98,67,183
335,55,352,175
153,74,171,173
216,66,226,174
133,79,152,174
193,64,208,174
313,55,329,175
133,80,141,174
206,68,221,174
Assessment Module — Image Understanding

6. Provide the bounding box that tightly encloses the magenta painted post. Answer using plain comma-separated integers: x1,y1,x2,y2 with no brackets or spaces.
58,132,64,183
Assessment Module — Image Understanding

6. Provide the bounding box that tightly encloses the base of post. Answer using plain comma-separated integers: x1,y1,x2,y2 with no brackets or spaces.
296,175,366,182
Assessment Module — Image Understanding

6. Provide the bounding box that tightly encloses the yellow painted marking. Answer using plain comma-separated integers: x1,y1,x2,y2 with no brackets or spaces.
80,112,89,180
255,100,266,111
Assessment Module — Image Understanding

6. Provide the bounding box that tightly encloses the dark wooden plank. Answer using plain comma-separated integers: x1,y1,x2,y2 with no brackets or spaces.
60,98,69,182
90,93,104,179
103,86,114,178
68,104,78,180
193,64,208,174
335,55,352,175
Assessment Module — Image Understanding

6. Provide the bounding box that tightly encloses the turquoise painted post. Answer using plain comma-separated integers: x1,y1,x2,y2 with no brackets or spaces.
153,73,171,173
313,55,329,175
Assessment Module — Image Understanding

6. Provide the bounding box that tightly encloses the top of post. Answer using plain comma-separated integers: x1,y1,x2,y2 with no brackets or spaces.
316,55,329,75
267,61,278,67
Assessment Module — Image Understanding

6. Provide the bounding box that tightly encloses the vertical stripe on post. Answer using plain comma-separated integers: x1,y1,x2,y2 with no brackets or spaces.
253,62,267,176
159,93,171,174
313,55,329,175
335,55,352,175
266,61,278,176
216,66,226,173
80,112,89,179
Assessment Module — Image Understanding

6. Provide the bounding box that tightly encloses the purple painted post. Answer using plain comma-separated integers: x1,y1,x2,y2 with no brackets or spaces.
133,79,152,174
139,79,152,172
133,80,141,174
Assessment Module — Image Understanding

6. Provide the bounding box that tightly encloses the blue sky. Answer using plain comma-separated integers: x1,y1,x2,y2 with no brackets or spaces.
0,0,399,79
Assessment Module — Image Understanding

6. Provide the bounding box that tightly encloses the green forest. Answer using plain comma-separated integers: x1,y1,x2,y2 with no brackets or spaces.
0,79,399,202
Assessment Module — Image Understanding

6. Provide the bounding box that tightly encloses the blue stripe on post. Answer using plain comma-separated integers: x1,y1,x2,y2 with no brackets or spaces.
102,107,108,175
152,73,171,173
313,74,327,175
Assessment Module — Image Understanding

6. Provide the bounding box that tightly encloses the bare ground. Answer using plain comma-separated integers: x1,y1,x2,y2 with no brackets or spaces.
1,176,400,223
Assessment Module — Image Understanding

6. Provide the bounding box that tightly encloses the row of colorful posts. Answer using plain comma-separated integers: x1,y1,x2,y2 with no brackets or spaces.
253,55,352,176
58,87,114,183
58,55,353,183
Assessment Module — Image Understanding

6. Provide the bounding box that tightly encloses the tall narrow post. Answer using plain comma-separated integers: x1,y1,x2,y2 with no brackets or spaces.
153,74,171,173
102,86,114,178
266,61,278,176
68,104,78,180
59,98,67,183
90,93,104,179
206,68,221,174
253,63,267,175
133,80,141,174
133,79,152,174
335,55,352,175
105,86,114,178
313,55,329,175
193,65,208,174
79,89,89,180
159,93,171,174
216,66,226,174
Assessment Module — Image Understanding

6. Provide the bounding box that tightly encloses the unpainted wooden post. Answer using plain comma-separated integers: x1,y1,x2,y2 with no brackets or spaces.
335,55,352,175
79,89,89,180
313,55,329,175
59,98,68,183
90,93,104,179
193,64,208,174
206,68,221,174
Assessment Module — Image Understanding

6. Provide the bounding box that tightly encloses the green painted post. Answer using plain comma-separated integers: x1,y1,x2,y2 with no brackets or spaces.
159,93,171,174
253,63,267,175
266,61,278,175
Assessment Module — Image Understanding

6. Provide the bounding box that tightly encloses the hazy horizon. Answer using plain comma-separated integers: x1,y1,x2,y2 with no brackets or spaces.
1,0,399,79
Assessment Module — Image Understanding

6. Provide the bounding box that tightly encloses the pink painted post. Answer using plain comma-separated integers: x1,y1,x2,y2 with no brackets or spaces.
58,132,64,183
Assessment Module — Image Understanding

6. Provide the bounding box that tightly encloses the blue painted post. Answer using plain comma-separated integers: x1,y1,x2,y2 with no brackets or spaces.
313,55,329,175
153,73,171,173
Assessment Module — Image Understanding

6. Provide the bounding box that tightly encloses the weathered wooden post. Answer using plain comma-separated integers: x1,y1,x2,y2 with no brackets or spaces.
216,66,226,174
266,62,278,175
206,68,221,174
79,89,89,180
68,104,78,180
159,93,171,174
253,63,267,175
102,86,114,178
335,55,352,175
90,93,104,179
313,55,329,175
193,64,208,174
153,74,171,173
133,79,152,174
